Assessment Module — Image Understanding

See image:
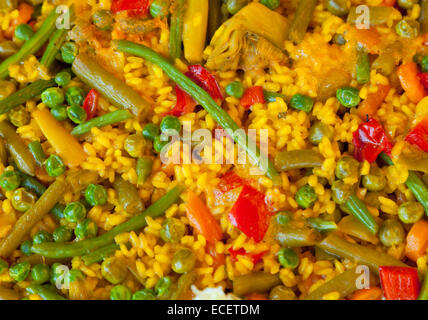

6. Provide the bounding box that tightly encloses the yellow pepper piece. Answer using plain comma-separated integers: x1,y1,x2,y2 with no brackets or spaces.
33,108,87,168
183,0,209,64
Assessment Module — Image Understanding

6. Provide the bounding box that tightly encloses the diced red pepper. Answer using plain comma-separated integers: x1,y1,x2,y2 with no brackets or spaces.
82,89,99,120
186,65,223,101
405,117,428,152
418,72,428,90
228,185,270,243
352,118,393,163
217,171,251,193
166,85,197,117
240,86,265,109
379,266,420,300
228,247,267,264
111,0,149,16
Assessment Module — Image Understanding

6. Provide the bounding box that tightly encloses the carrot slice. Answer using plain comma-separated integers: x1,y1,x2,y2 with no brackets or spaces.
17,3,34,25
397,62,426,104
350,287,383,300
355,28,381,54
357,84,390,119
405,219,428,262
185,191,222,243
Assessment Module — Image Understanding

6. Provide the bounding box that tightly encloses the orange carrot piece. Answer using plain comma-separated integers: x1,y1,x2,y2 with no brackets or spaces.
397,62,426,104
350,287,383,300
382,0,396,6
405,220,428,262
355,28,381,54
186,191,223,243
246,293,269,300
357,84,391,119
17,3,34,25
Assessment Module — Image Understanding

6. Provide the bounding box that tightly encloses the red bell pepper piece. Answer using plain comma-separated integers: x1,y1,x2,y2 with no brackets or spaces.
111,0,149,16
240,86,265,109
166,85,197,117
82,89,99,120
228,247,267,264
217,171,251,193
186,65,223,101
418,72,428,89
405,117,428,152
228,185,270,243
352,118,393,163
379,266,420,300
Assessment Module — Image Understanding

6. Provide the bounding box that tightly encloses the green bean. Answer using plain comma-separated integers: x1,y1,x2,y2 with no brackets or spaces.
0,285,20,300
170,271,197,300
405,171,428,215
356,47,370,84
317,234,407,274
40,27,68,69
325,0,349,16
0,8,59,79
113,176,144,216
208,0,222,41
0,179,67,258
21,175,46,197
71,53,149,119
233,272,281,297
418,269,428,300
71,110,132,136
116,40,280,184
307,218,337,232
0,137,7,166
0,41,18,60
288,0,317,44
263,90,285,103
274,227,319,247
345,194,379,235
304,266,359,300
0,79,56,115
32,185,183,258
274,149,323,171
136,156,153,184
0,121,36,176
347,6,401,26
420,0,428,33
28,141,46,166
169,0,186,61
26,284,67,300
82,243,120,266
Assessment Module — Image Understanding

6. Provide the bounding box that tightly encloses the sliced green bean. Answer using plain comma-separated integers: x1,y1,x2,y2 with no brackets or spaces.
32,185,183,258
28,141,46,166
274,227,319,247
71,110,131,136
405,171,428,215
40,28,68,69
113,175,144,216
345,194,379,235
356,47,370,84
0,8,59,79
26,284,67,300
233,272,281,297
116,40,280,184
288,0,317,44
0,79,56,115
82,243,119,265
274,149,323,171
169,0,186,60
136,156,153,184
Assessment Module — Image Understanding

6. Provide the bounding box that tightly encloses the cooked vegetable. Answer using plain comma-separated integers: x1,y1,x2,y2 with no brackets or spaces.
136,157,153,184
233,272,281,296
171,248,196,273
92,10,114,30
325,0,349,16
169,0,185,61
288,0,317,44
11,188,36,212
395,19,420,38
63,201,86,223
295,185,317,209
379,219,405,247
290,94,314,112
113,176,144,216
28,141,46,166
277,248,299,269
183,0,208,63
60,42,78,64
356,84,390,119
405,219,428,262
40,23,70,69
356,47,370,84
75,218,98,240
274,227,319,247
9,261,31,281
275,149,323,171
379,266,420,300
397,62,426,104
82,243,119,265
26,284,66,300
336,87,360,108
398,201,424,224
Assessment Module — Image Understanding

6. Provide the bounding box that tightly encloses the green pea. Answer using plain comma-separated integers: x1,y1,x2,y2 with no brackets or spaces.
160,218,186,243
398,201,424,224
395,19,420,38
171,248,196,274
331,180,353,205
68,269,84,282
101,257,128,284
155,276,172,298
110,285,132,300
269,285,296,300
153,135,169,153
20,240,33,256
92,9,114,30
9,262,31,282
295,185,317,209
398,0,417,9
51,105,68,121
420,55,428,73
362,169,386,191
336,87,360,108
278,248,299,269
51,203,65,220
60,42,78,64
75,218,98,239
132,289,156,300
33,230,53,245
85,184,108,207
150,0,170,18
275,211,291,226
11,188,37,212
379,219,405,247
53,226,73,242
31,264,50,284
160,115,181,133
14,24,34,41
50,263,66,286
65,87,85,107
63,201,86,223
142,123,160,141
333,33,346,45
0,258,8,274
260,0,280,9
226,81,245,98
325,0,349,16
54,71,71,87
226,0,249,15
309,121,333,145
45,154,66,177
0,171,20,191
67,105,87,124
41,87,65,108
335,156,359,180
8,105,30,127
124,133,145,158
290,94,314,113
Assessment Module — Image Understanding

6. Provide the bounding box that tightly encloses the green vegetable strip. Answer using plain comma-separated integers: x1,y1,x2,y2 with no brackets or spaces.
345,194,379,235
0,8,59,79
288,0,317,44
28,141,46,166
71,110,132,136
81,243,119,266
40,28,68,68
418,270,428,300
207,0,222,41
32,185,183,258
356,47,370,84
169,0,186,61
405,171,428,215
420,0,428,33
116,40,281,183
0,79,56,115
26,284,67,300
